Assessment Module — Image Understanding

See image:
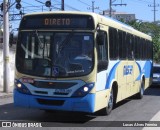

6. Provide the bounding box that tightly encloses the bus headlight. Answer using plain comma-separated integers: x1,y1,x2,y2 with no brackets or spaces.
15,79,31,95
17,83,22,88
84,86,89,92
72,83,94,97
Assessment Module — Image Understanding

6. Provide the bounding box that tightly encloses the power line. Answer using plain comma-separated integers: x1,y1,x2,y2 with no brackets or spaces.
126,0,157,8
111,0,127,6
22,1,38,6
54,0,80,11
132,0,153,4
109,0,127,17
87,1,99,12
148,0,159,22
78,0,92,7
78,0,103,12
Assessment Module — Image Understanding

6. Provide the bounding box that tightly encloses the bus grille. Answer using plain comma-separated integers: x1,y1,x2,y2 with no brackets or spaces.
37,98,65,106
31,81,77,89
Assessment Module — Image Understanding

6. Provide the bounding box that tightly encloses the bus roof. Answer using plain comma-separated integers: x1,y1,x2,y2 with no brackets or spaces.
22,11,152,41
97,14,152,40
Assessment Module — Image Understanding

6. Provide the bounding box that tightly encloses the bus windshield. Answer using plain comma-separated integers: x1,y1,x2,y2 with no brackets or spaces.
16,31,94,77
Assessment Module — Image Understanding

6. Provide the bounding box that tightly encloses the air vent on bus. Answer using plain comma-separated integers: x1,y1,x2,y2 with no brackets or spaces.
34,91,48,95
31,81,77,89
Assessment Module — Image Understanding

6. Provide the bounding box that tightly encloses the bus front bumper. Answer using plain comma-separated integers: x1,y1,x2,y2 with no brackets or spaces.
13,89,95,113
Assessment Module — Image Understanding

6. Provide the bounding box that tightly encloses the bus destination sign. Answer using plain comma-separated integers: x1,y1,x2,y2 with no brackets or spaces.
44,18,71,26
20,14,94,30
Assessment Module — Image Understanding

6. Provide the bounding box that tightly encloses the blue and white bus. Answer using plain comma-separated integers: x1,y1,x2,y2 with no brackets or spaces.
14,11,153,115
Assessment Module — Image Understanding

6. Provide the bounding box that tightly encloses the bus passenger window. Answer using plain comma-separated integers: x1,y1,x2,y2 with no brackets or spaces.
109,27,118,59
118,31,127,59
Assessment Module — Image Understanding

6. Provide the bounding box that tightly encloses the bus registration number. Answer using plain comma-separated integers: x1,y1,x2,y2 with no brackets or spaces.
54,89,72,95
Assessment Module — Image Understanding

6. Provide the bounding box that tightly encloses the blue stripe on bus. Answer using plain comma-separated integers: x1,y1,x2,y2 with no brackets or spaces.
135,61,142,81
143,61,152,78
105,61,120,89
136,61,152,81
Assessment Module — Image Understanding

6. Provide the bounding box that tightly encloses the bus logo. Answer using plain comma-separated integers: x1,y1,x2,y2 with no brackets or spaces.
123,65,133,75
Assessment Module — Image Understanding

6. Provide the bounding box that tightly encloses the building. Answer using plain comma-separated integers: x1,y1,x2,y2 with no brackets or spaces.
100,9,136,22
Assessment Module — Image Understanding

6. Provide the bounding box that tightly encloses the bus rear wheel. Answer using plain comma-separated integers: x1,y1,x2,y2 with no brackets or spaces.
136,80,145,99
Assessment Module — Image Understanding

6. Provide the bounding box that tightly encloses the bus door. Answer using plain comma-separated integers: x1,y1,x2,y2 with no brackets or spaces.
117,31,127,100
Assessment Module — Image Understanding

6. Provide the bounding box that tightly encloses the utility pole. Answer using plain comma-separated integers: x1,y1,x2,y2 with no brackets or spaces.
87,1,99,13
3,0,10,93
109,0,112,17
148,0,159,22
61,0,64,11
109,0,127,17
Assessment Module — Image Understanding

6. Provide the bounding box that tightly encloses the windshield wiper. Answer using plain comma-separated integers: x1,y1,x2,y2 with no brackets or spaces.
35,30,44,49
58,32,74,54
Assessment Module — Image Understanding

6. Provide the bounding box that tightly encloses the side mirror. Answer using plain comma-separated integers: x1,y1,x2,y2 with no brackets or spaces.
98,60,108,72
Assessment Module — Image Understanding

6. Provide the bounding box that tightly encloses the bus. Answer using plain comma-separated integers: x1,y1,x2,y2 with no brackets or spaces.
14,11,153,115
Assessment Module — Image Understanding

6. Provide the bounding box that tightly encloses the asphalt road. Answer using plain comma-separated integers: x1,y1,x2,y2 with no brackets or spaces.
0,86,160,130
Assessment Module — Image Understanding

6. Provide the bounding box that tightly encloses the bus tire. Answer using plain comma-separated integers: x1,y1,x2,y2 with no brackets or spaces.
100,88,114,115
136,80,145,99
106,88,114,115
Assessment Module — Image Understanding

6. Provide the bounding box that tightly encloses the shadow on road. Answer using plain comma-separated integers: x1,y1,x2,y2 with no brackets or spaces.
1,87,159,125
0,103,96,124
144,85,160,96
40,110,96,123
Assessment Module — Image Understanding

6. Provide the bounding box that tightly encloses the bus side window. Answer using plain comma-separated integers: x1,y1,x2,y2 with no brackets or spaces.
96,31,108,72
127,34,134,60
109,27,118,60
118,31,127,59
134,36,139,59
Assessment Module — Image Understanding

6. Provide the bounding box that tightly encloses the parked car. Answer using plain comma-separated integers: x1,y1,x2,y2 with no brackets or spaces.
152,64,160,86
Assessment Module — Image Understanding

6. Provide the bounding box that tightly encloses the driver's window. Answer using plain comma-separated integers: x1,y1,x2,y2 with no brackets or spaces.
97,31,108,61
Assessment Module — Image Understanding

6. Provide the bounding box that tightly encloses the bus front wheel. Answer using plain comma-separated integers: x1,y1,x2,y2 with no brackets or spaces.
100,88,114,115
106,88,114,115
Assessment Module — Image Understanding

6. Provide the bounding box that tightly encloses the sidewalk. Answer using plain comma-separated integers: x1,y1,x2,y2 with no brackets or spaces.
0,91,13,98
0,86,13,98
0,44,15,98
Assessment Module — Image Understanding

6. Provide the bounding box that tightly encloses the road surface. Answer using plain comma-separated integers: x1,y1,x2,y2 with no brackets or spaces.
0,86,160,130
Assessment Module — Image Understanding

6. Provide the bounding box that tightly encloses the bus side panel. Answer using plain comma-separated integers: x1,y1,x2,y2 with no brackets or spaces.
116,60,141,102
94,90,110,112
116,61,127,102
136,60,153,89
94,61,120,111
143,60,152,89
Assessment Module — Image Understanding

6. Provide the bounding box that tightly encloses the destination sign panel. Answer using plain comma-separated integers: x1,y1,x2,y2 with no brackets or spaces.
20,14,94,30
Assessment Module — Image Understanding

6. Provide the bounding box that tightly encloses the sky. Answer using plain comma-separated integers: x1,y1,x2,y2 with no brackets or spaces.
0,0,160,32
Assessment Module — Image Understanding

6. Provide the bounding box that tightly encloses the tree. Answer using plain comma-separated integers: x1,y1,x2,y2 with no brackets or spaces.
126,20,160,63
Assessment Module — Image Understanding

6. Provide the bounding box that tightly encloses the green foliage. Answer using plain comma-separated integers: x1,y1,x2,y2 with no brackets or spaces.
126,20,160,63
